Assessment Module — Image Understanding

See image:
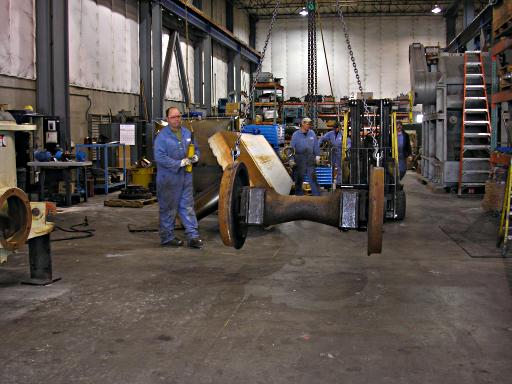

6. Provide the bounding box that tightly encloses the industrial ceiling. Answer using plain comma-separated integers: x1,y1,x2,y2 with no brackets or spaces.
233,0,490,18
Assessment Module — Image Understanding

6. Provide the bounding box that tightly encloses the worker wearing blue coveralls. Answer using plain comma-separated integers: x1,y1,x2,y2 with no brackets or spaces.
290,117,321,196
154,107,203,248
397,121,412,180
318,122,351,186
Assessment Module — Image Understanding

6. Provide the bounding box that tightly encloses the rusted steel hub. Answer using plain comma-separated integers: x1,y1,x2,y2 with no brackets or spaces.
218,162,384,254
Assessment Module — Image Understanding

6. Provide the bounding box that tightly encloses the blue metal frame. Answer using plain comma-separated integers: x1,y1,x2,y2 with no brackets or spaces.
159,0,261,64
75,143,127,194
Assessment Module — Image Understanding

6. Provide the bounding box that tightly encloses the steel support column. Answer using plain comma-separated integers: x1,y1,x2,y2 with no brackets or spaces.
194,43,203,105
203,35,212,115
234,51,241,103
139,0,152,121
36,0,71,150
152,1,163,119
226,0,234,32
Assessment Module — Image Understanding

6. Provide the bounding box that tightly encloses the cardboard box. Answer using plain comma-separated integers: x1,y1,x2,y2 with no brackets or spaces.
225,102,240,116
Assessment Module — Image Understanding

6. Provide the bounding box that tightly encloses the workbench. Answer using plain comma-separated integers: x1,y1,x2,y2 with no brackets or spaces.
28,161,92,207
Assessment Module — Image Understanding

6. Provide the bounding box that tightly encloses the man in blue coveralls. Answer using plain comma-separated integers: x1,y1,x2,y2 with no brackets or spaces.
319,121,346,187
397,121,412,180
154,107,203,248
290,117,321,196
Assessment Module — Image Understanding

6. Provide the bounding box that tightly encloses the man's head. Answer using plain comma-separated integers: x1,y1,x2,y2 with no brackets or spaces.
333,121,341,132
166,107,182,131
301,117,312,133
397,121,403,133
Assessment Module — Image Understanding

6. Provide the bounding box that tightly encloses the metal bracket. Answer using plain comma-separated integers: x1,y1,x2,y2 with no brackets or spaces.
339,190,359,230
240,187,265,225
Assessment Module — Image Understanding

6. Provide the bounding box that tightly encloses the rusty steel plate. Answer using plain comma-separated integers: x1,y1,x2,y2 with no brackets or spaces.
367,166,384,255
218,161,250,249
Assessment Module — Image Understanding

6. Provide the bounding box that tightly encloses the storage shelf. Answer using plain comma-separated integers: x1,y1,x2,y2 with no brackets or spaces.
492,37,512,56
492,90,512,104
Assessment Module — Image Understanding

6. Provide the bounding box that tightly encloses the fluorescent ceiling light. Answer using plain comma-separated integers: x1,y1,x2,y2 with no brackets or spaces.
299,7,308,16
431,4,441,14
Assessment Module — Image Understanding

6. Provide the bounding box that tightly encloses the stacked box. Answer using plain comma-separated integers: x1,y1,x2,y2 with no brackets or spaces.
242,124,281,147
303,166,333,186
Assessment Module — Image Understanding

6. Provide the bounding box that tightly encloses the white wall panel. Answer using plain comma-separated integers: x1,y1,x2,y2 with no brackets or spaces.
233,6,249,45
69,0,139,93
162,31,195,103
211,0,226,27
256,16,445,99
0,0,35,79
212,43,228,101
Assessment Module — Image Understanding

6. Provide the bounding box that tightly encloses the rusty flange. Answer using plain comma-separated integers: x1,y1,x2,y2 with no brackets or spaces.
0,187,32,251
218,161,250,249
367,166,384,255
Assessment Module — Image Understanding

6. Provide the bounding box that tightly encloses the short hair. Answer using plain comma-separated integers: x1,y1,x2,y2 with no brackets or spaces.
165,106,180,117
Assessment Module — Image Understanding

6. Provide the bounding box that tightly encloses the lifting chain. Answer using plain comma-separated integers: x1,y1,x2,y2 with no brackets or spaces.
335,0,380,165
233,1,281,161
307,1,318,129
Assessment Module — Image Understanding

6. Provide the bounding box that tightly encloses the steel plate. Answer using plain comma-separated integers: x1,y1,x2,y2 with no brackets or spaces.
218,161,250,249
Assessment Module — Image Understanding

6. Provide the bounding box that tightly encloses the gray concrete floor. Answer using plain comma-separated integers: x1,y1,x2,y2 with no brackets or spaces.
1,173,512,384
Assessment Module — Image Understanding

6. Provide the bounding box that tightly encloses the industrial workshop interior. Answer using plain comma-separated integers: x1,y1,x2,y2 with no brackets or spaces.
2,0,512,382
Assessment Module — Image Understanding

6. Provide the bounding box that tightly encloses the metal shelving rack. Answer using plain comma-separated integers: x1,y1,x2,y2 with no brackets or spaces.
252,82,284,125
75,143,127,194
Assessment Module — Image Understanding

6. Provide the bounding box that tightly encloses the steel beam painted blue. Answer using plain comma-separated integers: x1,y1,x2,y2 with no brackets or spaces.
159,0,260,64
152,2,164,119
139,1,152,121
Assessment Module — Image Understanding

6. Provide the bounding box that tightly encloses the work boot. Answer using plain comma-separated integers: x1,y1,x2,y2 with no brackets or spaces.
161,238,184,247
188,238,204,249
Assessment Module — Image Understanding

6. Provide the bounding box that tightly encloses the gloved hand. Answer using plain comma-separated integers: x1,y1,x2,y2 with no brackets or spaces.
180,158,192,167
191,154,199,163
315,156,321,165
288,159,296,168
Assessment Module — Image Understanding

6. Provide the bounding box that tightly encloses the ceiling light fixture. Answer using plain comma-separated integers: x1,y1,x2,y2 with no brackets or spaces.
431,3,441,14
299,7,308,16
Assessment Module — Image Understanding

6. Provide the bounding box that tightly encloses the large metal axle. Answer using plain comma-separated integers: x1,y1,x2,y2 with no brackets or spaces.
218,162,384,255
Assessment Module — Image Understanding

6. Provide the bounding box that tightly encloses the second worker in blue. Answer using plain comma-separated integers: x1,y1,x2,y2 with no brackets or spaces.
290,117,321,196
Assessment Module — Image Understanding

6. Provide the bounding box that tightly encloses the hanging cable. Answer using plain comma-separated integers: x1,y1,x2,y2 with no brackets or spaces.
335,0,380,165
234,0,281,161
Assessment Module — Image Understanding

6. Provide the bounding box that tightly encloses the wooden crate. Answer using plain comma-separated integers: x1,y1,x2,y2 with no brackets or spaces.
493,0,512,37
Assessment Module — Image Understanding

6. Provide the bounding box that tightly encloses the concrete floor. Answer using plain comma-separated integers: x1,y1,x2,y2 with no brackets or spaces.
1,173,512,384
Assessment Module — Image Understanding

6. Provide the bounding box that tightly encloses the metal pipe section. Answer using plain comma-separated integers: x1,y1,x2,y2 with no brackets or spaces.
194,181,220,220
263,190,340,227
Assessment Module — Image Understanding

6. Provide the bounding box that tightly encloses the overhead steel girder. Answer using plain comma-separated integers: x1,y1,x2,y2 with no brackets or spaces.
159,0,261,65
444,4,491,53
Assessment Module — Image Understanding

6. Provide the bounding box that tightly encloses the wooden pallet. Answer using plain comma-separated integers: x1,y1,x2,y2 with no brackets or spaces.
493,2,512,37
104,197,157,208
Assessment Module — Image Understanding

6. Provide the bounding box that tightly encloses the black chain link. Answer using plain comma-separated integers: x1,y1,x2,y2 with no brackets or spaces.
336,0,380,164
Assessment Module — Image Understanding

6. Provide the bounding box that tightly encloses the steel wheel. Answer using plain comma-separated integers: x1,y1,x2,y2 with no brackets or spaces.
367,166,384,255
218,161,250,249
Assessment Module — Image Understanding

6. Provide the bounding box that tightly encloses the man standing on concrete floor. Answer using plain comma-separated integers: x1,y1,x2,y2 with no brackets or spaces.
397,121,412,180
154,106,203,248
290,117,321,196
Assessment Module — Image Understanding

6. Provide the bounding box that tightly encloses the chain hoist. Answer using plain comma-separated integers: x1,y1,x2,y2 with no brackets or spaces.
335,0,380,165
307,0,318,130
233,1,281,161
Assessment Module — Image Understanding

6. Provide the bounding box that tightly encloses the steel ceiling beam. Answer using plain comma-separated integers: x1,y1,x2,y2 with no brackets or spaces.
159,0,261,64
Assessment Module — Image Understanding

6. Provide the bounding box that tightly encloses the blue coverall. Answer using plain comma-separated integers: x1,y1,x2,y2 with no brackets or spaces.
290,129,320,196
154,126,200,244
319,129,351,185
